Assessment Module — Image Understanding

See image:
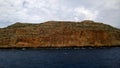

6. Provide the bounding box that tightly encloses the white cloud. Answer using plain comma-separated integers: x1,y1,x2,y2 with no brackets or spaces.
74,7,98,20
0,0,120,28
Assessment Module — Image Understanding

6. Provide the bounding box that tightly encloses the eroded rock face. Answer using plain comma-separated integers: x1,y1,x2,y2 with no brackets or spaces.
0,20,120,48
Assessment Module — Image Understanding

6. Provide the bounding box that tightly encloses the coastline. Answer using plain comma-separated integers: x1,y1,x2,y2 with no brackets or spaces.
0,45,119,49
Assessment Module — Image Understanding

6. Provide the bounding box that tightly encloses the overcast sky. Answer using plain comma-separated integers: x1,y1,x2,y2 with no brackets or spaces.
0,0,120,28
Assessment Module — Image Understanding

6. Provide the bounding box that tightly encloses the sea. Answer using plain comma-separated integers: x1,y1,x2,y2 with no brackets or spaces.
0,47,120,68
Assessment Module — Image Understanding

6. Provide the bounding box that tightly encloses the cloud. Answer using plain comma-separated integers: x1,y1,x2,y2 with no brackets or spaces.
74,7,98,20
0,0,120,28
103,0,120,9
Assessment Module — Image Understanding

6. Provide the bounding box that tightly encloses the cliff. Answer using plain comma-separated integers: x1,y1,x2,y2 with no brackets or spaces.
0,20,120,48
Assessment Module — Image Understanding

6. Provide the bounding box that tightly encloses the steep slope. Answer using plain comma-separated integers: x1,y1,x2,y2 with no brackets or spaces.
0,20,120,48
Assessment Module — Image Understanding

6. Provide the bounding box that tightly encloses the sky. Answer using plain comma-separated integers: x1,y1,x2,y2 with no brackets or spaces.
0,0,120,28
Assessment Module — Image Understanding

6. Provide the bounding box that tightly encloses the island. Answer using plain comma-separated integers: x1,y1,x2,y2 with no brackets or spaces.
0,20,120,48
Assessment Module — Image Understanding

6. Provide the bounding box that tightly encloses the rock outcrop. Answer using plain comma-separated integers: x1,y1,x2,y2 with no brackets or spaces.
0,20,120,48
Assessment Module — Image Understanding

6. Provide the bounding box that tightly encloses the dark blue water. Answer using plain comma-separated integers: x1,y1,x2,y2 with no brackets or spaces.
0,48,120,68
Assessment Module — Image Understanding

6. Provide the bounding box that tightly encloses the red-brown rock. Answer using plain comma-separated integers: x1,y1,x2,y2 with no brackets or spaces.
0,20,120,48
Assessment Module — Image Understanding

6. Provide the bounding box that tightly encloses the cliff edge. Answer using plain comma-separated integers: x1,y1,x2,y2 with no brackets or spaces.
0,20,120,48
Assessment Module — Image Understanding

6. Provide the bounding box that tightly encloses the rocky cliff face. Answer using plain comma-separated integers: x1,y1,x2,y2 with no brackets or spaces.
0,20,120,48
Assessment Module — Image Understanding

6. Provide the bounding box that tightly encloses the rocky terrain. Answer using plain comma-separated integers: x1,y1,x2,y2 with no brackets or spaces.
0,20,120,48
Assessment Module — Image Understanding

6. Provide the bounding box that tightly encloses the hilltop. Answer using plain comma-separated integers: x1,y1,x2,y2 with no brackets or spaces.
0,20,120,48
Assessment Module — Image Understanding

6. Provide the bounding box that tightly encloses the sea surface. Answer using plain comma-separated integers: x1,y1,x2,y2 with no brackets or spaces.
0,47,120,68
